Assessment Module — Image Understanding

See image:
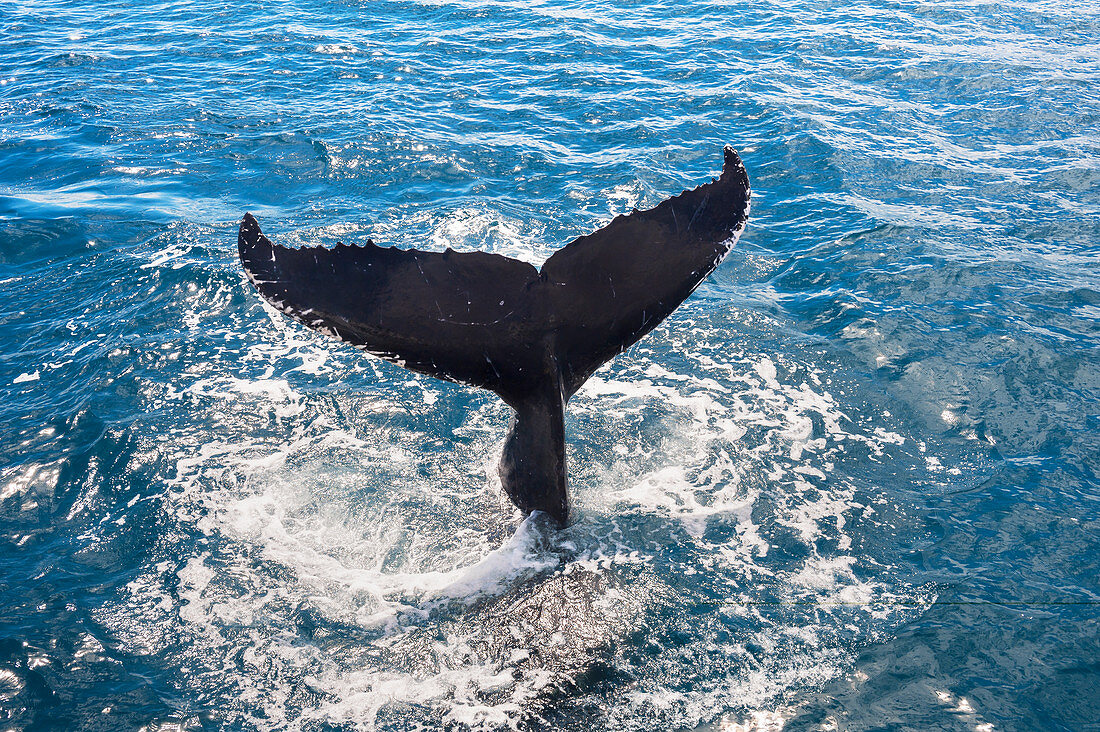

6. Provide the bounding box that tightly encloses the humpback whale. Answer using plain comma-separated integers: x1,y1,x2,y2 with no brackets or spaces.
238,146,750,526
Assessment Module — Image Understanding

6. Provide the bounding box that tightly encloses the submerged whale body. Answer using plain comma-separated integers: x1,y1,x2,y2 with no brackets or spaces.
238,147,750,525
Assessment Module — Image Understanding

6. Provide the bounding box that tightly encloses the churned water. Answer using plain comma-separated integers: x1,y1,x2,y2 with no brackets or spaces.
2,0,1099,730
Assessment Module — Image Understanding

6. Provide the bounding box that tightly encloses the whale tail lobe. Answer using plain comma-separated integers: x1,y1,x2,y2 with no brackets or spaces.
238,147,750,524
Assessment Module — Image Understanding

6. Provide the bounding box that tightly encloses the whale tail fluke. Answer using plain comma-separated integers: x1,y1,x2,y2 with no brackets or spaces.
238,147,750,524
237,212,548,404
540,145,750,395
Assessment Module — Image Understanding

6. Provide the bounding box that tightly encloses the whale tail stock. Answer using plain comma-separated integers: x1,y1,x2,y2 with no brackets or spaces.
238,147,750,525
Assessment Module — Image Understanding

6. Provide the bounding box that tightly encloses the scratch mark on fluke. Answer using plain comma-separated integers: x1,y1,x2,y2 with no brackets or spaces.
237,147,751,526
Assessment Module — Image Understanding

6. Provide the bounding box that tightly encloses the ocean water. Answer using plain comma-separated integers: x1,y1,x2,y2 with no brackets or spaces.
2,0,1099,729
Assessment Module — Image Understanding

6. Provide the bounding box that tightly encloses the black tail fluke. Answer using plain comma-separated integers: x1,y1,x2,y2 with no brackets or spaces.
238,212,549,402
238,147,750,524
540,146,750,395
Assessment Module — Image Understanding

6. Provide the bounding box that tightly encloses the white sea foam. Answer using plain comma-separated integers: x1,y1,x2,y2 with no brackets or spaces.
315,43,359,55
89,265,932,731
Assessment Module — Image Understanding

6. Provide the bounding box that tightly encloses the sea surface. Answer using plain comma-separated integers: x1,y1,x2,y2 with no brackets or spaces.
2,1,1099,730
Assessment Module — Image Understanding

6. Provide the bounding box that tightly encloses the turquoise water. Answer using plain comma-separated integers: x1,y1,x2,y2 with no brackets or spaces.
2,0,1099,729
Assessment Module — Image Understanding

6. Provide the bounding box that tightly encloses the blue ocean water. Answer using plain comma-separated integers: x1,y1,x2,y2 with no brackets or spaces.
2,0,1099,729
